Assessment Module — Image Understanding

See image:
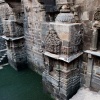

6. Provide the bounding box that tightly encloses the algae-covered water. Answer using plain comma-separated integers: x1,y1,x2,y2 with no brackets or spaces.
0,65,53,100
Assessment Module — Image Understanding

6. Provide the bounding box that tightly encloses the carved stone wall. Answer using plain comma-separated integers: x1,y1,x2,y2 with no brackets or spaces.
73,0,100,89
0,0,100,98
21,0,100,89
43,57,81,100
74,0,100,53
45,29,62,54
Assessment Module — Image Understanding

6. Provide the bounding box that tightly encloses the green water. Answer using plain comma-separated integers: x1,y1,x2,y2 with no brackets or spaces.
0,65,54,100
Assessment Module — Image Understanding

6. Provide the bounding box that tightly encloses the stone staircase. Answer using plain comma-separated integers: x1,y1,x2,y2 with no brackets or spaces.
0,52,8,65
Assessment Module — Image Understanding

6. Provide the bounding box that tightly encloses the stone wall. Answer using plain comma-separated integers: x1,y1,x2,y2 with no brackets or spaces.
75,0,99,50
23,0,46,74
21,0,100,92
0,1,7,58
1,0,100,98
22,0,100,74
75,0,100,88
0,0,27,70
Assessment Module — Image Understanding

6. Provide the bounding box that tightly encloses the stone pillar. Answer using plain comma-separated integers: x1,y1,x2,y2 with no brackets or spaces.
2,3,27,71
42,4,83,100
85,54,94,87
90,28,98,51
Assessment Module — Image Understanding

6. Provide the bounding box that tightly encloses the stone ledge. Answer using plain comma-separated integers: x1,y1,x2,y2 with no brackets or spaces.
85,50,100,57
44,51,83,63
2,35,24,41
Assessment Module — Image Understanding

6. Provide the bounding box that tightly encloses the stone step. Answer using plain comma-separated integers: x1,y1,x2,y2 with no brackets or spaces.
0,54,7,62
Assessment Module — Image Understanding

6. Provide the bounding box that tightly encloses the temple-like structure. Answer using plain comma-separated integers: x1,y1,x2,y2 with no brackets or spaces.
0,0,100,100
42,4,83,99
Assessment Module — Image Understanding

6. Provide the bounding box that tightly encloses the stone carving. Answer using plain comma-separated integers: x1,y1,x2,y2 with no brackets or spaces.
45,29,62,54
94,8,100,21
43,56,81,100
71,26,83,46
43,3,83,99
55,4,75,23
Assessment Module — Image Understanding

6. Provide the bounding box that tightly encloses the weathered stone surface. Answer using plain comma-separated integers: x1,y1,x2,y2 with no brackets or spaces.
0,2,8,63
0,0,100,100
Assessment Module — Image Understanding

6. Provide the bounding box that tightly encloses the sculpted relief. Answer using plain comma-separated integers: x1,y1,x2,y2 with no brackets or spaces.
45,29,62,54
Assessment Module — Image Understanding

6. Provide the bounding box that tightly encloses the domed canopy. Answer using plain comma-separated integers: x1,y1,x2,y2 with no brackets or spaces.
55,5,75,23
